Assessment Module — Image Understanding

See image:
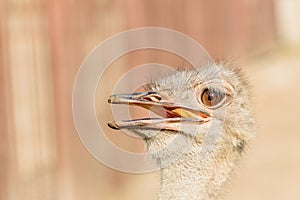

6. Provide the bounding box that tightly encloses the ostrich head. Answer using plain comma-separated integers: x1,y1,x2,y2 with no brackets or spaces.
108,63,255,200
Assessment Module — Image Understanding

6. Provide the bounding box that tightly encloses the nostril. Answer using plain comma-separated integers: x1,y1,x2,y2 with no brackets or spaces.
143,97,152,101
155,95,162,101
142,94,161,102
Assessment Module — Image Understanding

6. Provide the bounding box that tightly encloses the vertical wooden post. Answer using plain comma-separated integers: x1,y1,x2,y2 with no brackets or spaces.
0,1,57,199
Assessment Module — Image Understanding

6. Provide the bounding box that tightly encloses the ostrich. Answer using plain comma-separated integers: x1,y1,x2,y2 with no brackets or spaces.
107,63,255,200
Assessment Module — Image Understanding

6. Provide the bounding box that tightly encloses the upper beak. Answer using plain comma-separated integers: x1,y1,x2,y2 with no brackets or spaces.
107,91,211,131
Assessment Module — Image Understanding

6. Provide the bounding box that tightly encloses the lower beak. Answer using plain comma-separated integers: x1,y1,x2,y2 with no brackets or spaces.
107,92,210,131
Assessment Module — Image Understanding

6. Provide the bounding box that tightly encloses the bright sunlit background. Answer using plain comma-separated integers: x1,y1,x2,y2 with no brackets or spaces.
1,1,300,200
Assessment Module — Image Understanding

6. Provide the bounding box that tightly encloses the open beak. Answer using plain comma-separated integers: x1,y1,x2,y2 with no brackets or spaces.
107,92,211,131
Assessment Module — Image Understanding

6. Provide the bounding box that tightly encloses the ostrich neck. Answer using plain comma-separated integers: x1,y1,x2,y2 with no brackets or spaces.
157,146,240,200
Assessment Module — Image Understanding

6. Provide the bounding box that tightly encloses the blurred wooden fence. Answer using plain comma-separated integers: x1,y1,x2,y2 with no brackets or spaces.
0,0,274,199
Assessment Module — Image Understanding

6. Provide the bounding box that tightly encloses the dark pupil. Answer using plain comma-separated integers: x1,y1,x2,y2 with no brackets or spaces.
207,92,215,101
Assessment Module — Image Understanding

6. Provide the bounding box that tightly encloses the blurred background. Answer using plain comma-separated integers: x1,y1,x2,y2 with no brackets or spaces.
1,0,300,200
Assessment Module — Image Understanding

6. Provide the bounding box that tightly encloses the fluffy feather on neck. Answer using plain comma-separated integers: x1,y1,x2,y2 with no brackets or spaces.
144,125,247,200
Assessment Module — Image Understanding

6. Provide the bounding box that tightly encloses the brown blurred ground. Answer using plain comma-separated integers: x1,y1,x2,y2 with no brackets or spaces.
1,0,300,200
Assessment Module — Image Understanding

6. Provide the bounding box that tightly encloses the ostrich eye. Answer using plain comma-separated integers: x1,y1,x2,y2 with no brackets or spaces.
201,88,226,108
